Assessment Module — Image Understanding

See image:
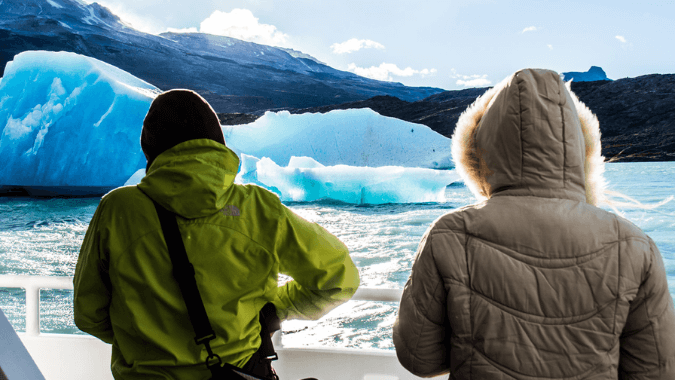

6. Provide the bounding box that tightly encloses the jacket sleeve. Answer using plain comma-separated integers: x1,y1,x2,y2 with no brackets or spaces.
272,205,360,321
619,238,675,379
393,229,450,378
73,201,114,344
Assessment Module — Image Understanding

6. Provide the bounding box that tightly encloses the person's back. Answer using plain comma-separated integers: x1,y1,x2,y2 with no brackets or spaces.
393,69,675,379
74,90,360,379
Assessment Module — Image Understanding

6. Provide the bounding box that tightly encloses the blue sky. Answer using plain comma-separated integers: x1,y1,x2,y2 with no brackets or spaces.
83,0,675,90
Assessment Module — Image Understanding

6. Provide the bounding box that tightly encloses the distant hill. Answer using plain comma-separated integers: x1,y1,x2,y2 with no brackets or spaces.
0,0,444,114
561,66,610,82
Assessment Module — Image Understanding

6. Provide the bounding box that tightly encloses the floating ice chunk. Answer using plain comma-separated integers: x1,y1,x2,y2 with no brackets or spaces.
239,153,260,175
234,153,267,188
222,109,453,169
288,156,325,169
236,155,460,204
124,169,146,186
0,51,159,191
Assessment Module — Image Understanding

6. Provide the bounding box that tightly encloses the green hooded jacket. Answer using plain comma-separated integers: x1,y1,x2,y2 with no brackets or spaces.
73,139,360,379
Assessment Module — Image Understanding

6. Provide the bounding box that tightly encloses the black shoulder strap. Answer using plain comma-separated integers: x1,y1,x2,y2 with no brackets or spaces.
152,200,278,380
152,201,215,345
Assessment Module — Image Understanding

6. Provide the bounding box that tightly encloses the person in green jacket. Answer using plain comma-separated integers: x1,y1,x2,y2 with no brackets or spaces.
73,89,360,380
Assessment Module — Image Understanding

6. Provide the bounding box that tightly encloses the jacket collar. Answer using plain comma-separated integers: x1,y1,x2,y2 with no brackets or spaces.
138,139,240,219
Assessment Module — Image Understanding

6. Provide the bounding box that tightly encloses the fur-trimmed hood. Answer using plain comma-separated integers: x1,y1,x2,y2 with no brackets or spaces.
451,68,606,205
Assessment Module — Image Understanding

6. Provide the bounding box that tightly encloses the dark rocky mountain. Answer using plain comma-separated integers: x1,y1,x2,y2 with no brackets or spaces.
217,112,260,126
0,0,444,114
562,66,610,82
570,75,675,162
239,75,671,162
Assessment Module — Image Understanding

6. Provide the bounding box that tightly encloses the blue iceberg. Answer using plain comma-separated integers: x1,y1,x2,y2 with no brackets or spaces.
223,109,453,169
0,50,159,195
236,155,460,204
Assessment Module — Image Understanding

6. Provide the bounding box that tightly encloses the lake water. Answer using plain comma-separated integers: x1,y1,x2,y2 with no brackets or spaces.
1,161,673,350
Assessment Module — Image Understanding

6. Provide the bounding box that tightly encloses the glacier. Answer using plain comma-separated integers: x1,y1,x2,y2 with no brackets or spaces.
0,50,159,195
0,50,459,203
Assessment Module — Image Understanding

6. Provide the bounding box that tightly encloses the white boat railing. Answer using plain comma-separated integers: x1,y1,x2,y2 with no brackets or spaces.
0,275,447,380
0,275,403,344
0,275,75,337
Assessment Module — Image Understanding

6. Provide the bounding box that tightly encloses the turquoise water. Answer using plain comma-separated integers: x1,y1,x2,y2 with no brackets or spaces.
0,162,673,349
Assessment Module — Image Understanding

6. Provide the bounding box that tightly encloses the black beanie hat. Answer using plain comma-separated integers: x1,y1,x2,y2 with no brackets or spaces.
141,89,225,170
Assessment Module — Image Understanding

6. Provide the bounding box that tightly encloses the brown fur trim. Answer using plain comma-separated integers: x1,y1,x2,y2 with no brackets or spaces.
565,81,607,206
451,74,514,201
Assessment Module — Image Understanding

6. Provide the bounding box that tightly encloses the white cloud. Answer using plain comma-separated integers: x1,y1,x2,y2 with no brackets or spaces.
450,69,492,87
82,2,289,46
198,9,289,47
547,44,553,50
456,77,492,87
418,68,436,76
522,26,538,33
330,38,385,54
347,63,436,81
615,35,627,43
85,0,163,34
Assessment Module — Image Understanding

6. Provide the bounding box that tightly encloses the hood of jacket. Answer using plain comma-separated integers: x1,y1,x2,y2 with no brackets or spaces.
451,68,606,205
137,138,240,218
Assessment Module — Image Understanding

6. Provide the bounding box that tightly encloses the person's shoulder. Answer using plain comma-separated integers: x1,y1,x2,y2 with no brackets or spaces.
429,201,486,235
101,185,146,203
230,183,284,217
588,204,649,242
230,183,281,203
585,205,656,275
98,185,149,214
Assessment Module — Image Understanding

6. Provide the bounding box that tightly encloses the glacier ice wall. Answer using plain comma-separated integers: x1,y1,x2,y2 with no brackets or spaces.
0,50,159,193
222,109,454,169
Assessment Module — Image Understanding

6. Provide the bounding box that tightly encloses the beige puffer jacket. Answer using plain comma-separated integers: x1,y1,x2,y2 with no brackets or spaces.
393,69,675,379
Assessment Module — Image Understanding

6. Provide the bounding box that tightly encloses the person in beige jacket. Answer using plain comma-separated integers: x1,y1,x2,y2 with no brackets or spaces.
393,68,675,379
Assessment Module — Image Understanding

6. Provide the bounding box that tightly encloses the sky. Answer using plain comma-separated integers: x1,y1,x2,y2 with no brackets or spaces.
82,0,675,91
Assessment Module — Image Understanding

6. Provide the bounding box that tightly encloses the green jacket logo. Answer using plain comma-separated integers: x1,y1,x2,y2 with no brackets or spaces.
221,205,240,216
